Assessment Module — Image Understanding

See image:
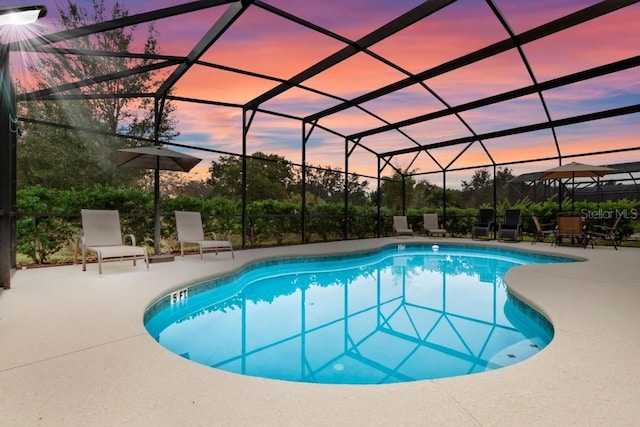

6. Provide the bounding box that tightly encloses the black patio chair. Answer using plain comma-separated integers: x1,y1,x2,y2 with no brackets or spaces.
472,208,494,239
498,209,522,242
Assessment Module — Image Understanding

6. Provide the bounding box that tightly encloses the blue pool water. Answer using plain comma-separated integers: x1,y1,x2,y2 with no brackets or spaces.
144,244,575,385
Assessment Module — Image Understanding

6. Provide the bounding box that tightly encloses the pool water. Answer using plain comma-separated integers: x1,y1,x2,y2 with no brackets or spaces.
144,244,574,385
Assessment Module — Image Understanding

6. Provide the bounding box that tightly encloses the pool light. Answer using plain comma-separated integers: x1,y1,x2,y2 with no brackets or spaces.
0,5,47,26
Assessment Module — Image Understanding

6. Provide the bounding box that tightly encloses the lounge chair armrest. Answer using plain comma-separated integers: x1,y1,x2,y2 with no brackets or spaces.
123,234,137,246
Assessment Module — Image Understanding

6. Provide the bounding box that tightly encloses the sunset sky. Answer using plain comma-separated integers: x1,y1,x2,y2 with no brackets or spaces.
4,0,640,187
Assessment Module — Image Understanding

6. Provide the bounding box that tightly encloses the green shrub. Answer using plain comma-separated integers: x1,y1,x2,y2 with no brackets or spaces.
307,203,344,241
348,205,377,238
14,184,640,264
17,186,75,264
246,200,300,246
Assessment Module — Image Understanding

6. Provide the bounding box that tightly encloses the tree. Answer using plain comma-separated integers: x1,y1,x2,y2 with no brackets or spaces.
379,172,419,211
173,178,213,199
300,166,370,205
461,169,492,207
138,171,211,199
17,93,101,189
207,152,294,202
460,167,515,207
207,154,242,200
346,173,370,206
304,167,344,204
495,166,515,201
17,0,179,190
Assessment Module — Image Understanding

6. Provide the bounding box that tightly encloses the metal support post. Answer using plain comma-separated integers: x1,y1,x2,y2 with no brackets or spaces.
1,43,17,288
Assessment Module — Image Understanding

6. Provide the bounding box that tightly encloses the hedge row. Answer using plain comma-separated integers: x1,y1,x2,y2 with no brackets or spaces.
16,185,638,264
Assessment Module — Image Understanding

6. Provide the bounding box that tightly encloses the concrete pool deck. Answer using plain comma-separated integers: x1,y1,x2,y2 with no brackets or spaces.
1,238,639,426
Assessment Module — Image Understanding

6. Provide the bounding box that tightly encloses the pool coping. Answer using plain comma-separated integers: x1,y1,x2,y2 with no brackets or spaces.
1,237,639,425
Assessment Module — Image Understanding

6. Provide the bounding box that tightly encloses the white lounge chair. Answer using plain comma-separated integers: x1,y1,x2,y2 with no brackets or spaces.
81,209,149,275
423,213,447,237
175,211,234,259
393,215,413,237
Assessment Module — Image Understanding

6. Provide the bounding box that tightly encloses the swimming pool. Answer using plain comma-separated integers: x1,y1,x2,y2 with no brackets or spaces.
144,243,575,385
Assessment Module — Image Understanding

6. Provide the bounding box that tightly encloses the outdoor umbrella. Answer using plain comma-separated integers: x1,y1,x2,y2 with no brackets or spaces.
540,161,617,212
117,146,201,257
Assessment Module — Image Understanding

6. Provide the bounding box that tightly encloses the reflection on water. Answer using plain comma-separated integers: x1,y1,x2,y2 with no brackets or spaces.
146,246,568,384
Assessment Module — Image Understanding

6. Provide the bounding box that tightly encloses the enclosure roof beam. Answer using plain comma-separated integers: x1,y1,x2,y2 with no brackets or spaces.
348,55,640,140
8,0,235,50
20,46,186,62
244,0,456,109
156,1,252,99
18,61,178,101
379,104,640,157
306,0,640,123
